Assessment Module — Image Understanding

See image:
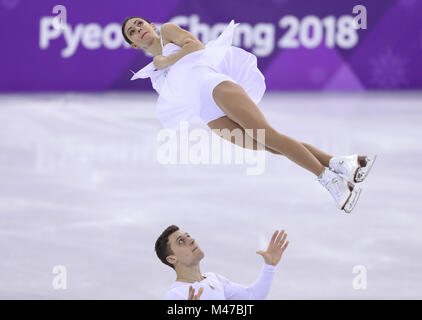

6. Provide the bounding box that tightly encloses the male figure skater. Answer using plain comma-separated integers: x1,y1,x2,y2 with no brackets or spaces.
155,225,289,300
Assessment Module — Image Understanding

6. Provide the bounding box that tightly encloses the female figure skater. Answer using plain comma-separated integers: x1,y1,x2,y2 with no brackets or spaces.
121,17,376,213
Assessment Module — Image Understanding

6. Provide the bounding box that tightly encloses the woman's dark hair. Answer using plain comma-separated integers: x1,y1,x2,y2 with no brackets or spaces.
155,225,179,269
122,16,152,45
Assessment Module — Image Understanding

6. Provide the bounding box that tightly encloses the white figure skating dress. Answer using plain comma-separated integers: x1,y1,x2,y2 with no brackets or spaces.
131,20,266,130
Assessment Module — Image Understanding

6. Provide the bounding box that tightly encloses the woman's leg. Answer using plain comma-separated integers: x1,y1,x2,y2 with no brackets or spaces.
299,144,367,167
208,116,340,167
208,116,282,155
212,81,325,177
300,142,333,167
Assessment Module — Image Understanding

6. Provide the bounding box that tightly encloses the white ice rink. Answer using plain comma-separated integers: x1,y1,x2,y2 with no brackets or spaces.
0,91,421,299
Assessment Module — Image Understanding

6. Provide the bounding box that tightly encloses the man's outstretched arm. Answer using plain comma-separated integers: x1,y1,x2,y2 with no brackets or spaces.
217,229,289,300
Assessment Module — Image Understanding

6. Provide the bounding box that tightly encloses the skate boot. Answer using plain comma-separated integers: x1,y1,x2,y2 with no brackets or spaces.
317,168,362,213
329,154,377,183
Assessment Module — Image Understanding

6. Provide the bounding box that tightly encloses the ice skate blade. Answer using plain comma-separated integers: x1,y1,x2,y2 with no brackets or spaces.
355,154,377,183
342,188,362,213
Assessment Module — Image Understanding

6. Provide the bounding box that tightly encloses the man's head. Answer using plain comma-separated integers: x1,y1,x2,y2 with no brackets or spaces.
155,225,204,270
121,17,158,49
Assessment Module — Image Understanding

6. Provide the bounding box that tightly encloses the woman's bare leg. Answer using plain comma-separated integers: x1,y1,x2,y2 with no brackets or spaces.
208,116,340,166
208,114,368,169
208,116,366,167
208,116,282,154
299,142,332,167
300,144,367,167
212,81,326,177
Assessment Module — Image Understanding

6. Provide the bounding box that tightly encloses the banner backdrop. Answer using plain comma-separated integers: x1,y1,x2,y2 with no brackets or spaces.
1,0,421,91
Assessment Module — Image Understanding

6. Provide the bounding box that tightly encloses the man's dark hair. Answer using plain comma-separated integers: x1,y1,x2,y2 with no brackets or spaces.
155,225,179,269
121,16,152,45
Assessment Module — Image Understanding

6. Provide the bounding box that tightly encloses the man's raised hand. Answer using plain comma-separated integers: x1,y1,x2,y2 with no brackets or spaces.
256,229,289,266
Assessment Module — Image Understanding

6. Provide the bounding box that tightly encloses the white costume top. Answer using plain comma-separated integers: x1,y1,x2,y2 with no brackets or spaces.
131,20,266,129
163,263,276,300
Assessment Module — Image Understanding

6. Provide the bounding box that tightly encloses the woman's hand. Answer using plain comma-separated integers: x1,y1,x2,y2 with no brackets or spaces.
153,55,168,70
256,229,289,266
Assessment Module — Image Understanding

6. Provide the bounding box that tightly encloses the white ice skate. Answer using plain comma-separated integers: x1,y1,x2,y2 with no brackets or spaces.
317,168,362,213
329,154,377,183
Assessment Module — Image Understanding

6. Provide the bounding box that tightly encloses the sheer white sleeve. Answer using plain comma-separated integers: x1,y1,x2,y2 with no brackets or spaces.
215,263,277,300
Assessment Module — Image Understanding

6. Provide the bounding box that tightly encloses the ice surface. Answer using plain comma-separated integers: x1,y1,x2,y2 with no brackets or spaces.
0,91,421,299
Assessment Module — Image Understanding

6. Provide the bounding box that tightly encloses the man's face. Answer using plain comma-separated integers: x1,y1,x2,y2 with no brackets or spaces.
166,230,204,268
124,18,157,49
